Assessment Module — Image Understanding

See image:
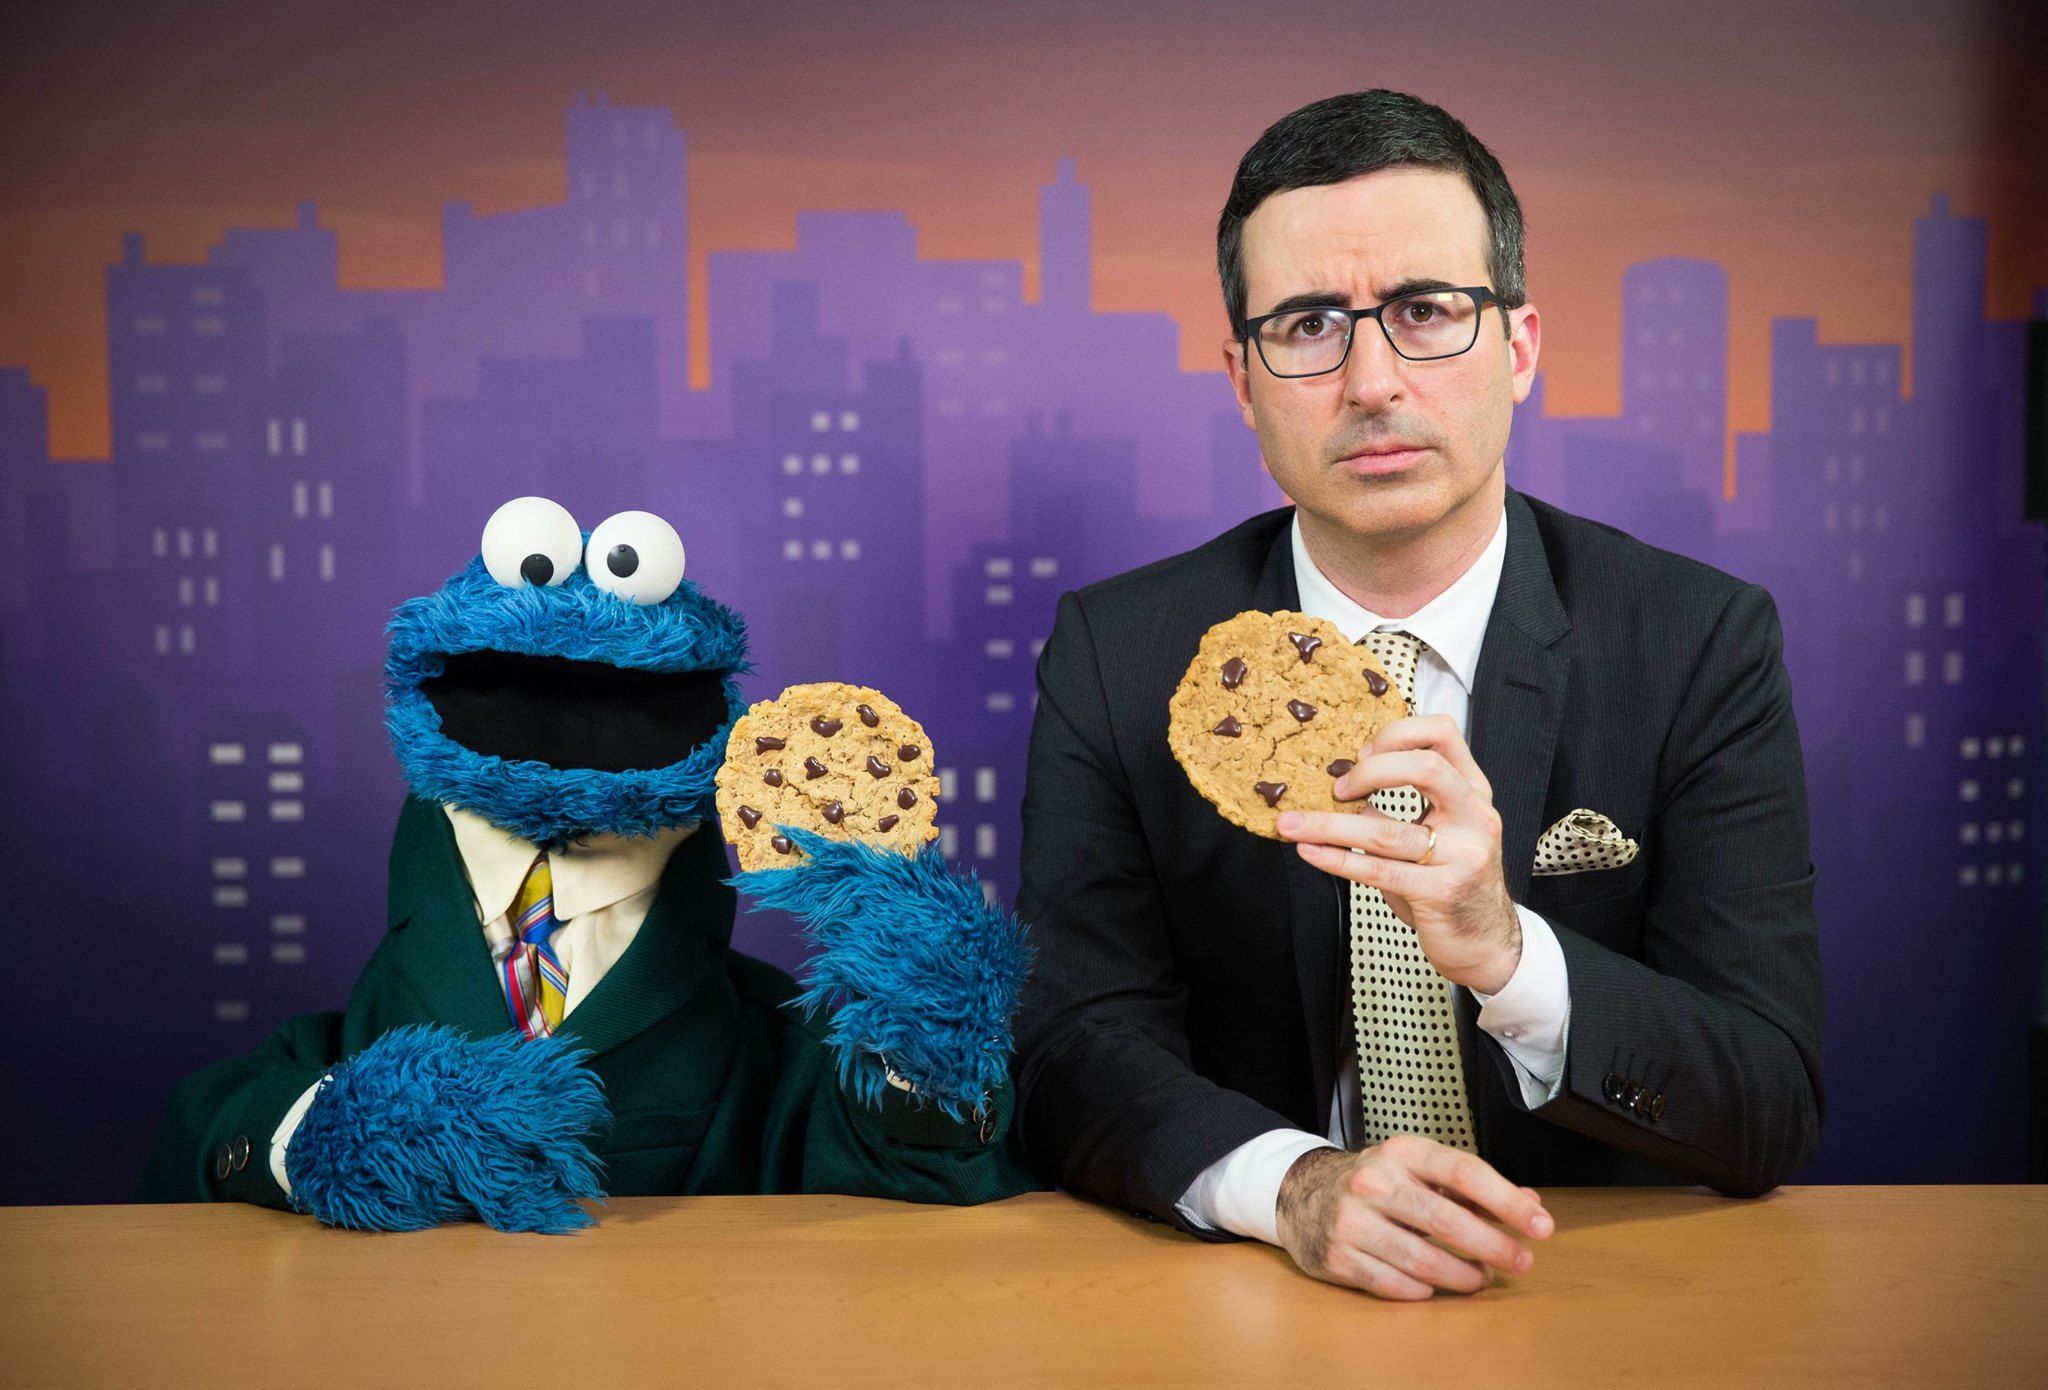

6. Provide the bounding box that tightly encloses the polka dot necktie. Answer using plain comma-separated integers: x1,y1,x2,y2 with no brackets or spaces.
1350,629,1477,1152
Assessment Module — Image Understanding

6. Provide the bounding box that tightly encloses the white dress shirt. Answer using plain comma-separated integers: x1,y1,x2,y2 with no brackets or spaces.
1173,499,1572,1243
268,805,699,1194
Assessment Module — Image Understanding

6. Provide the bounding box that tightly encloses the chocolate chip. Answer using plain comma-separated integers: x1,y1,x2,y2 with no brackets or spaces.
771,835,793,855
1326,759,1355,778
804,756,828,779
1363,668,1389,697
1221,657,1247,689
737,805,763,829
898,743,920,761
1287,699,1316,723
810,716,842,738
864,755,889,778
763,768,784,787
823,801,845,825
877,814,900,832
754,735,787,754
1254,781,1288,807
1211,716,1242,737
1288,631,1323,662
898,787,917,809
856,703,880,727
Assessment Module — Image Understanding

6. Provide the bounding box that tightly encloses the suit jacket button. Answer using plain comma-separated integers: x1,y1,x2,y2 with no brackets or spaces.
1602,1072,1625,1103
1622,1081,1644,1109
213,1146,232,1180
1648,1092,1667,1122
231,1135,251,1171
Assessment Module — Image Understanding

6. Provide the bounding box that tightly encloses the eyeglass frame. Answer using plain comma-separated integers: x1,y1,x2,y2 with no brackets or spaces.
1240,285,1509,378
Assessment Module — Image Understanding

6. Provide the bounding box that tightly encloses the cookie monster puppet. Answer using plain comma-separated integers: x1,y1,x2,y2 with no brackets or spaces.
139,497,1040,1230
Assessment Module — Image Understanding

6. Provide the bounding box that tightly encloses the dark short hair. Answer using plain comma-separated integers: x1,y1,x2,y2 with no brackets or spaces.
1217,90,1526,342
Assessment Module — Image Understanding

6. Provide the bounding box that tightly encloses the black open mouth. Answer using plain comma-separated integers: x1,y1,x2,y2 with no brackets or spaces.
420,651,733,774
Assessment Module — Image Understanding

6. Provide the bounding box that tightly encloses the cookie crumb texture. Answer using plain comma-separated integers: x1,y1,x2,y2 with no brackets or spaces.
1167,609,1409,839
716,681,942,871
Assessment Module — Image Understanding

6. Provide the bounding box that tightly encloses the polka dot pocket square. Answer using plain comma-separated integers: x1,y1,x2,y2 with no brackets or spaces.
1532,808,1639,875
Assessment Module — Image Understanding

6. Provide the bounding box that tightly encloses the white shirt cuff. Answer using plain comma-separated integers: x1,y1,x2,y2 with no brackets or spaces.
269,1075,329,1197
1173,1128,1338,1245
1469,904,1571,1107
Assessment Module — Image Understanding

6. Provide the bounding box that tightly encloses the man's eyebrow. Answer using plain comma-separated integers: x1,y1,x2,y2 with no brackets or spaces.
1256,277,1463,318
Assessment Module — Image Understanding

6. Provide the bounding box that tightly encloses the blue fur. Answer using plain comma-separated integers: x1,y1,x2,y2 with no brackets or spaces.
730,826,1032,1120
384,552,752,848
286,1024,611,1234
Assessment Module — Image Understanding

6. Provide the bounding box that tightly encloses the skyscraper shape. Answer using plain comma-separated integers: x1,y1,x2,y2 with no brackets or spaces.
106,234,268,682
1039,158,1091,316
562,93,691,437
1620,258,1728,500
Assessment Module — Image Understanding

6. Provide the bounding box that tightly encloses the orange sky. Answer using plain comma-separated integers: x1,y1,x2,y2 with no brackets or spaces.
3,0,2042,496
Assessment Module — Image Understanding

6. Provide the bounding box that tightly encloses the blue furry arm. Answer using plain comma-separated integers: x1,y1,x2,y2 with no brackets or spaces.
285,1024,610,1233
730,826,1032,1126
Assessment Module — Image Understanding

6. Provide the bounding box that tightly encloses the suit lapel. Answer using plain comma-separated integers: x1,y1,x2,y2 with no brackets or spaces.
382,794,737,1057
1457,487,1570,1148
384,795,525,1039
1467,487,1572,905
1263,486,1572,1135
1250,522,1347,1117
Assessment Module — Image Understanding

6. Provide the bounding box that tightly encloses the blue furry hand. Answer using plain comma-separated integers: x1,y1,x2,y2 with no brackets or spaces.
731,826,1032,1122
286,1024,610,1233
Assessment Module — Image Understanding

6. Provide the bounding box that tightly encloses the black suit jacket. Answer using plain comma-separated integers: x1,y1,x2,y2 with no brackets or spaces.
1012,485,1823,1234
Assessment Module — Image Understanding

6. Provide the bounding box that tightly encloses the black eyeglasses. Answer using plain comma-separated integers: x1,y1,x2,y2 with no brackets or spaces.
1242,286,1507,378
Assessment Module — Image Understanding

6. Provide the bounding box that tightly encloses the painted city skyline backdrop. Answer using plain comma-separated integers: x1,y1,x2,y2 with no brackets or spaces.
2,4,2043,1206
4,1,2043,472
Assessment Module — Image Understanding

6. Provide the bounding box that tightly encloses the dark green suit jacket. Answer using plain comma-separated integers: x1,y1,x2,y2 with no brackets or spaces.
139,795,1041,1210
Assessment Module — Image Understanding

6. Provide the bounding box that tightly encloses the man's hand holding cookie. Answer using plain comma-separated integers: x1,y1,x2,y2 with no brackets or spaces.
1275,713,1523,996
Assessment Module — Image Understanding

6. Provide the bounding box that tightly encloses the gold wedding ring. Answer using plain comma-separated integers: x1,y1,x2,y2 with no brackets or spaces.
1417,823,1438,866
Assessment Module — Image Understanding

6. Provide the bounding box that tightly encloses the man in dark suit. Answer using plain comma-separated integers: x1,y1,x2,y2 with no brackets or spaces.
1011,90,1822,1300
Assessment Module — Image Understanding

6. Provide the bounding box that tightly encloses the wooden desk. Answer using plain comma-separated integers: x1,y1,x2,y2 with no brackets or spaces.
3,1187,2043,1387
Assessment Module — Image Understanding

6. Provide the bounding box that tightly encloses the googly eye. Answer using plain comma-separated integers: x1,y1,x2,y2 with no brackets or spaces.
480,497,583,588
585,510,685,605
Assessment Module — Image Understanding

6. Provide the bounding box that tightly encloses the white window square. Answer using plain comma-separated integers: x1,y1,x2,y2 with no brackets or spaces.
268,743,302,764
975,825,997,858
812,411,832,431
839,411,859,431
839,454,859,473
783,497,804,519
839,539,860,560
783,539,803,561
975,768,996,802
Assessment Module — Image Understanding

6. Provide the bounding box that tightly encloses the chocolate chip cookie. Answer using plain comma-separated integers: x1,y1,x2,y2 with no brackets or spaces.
715,681,942,870
1167,610,1410,839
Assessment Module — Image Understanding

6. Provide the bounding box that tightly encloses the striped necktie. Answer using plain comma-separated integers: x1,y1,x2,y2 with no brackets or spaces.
500,853,569,1040
1350,629,1478,1152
